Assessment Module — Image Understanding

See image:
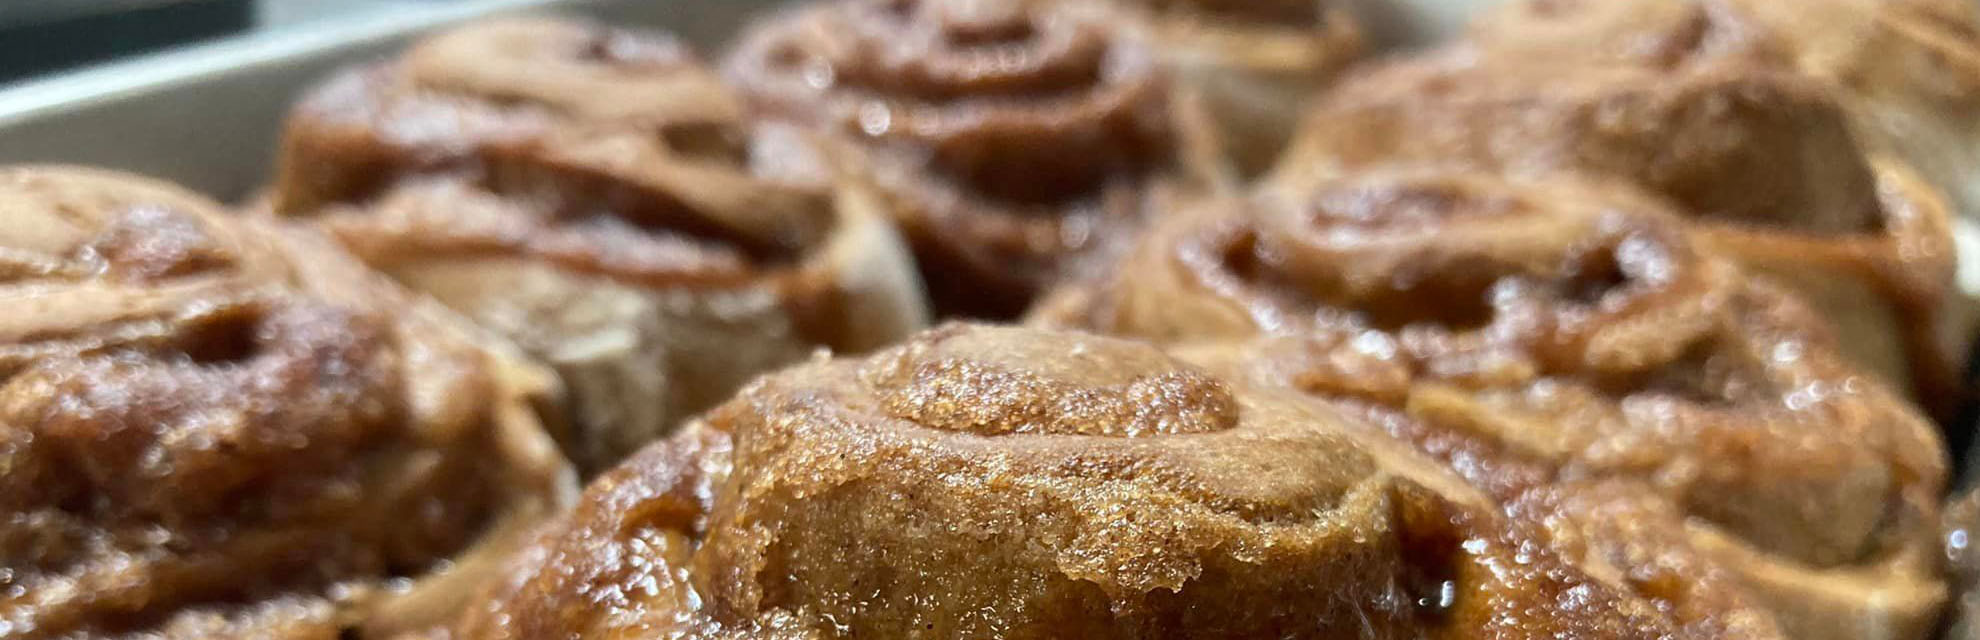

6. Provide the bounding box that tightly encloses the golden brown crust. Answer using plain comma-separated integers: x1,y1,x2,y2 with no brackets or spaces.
273,18,927,473
1474,0,1980,227
275,17,745,216
724,0,1209,318
1276,33,1969,419
1038,169,1949,638
450,323,1727,639
0,166,571,638
1280,52,1884,233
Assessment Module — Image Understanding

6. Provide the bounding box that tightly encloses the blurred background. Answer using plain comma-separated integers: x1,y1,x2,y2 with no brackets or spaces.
0,0,402,83
4,0,1971,199
0,0,1522,87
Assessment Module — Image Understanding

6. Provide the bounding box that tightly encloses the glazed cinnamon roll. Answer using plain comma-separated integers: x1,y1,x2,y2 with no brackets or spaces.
0,167,572,638
1472,0,1980,229
724,0,1211,318
1106,0,1364,173
1276,40,1971,418
273,18,927,473
447,323,1758,638
1040,170,1950,639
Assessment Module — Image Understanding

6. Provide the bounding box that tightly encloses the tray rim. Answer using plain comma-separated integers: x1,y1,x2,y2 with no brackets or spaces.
0,0,780,198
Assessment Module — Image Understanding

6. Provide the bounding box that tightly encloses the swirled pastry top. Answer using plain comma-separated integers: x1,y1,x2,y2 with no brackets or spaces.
275,16,923,347
446,323,1728,639
275,17,930,473
277,17,831,278
1458,0,1979,407
1470,0,1980,224
726,0,1171,201
1036,169,1950,639
1279,45,1888,233
1275,30,1968,418
0,167,569,637
724,0,1200,317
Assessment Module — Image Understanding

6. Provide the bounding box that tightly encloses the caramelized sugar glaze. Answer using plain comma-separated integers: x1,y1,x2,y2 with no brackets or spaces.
725,0,1219,319
443,324,1774,639
1275,9,1973,421
1037,169,1949,639
275,18,926,473
0,167,571,638
9,3,1960,638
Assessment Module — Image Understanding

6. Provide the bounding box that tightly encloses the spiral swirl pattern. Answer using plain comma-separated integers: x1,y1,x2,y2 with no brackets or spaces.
1278,32,1969,420
448,323,1740,638
1037,169,1949,639
726,0,1191,317
0,167,569,638
275,18,928,473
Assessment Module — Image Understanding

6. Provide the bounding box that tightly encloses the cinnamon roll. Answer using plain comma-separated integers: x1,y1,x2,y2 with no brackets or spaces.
273,18,927,473
1276,39,1971,418
1472,0,1980,230
1039,170,1950,639
1105,0,1364,173
0,167,572,637
447,323,1757,638
724,0,1212,318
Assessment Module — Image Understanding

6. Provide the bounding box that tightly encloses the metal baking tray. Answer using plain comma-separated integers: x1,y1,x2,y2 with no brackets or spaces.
0,0,1479,201
0,0,787,199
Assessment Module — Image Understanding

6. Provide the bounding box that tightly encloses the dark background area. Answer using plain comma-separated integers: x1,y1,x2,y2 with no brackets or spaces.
0,1,256,83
